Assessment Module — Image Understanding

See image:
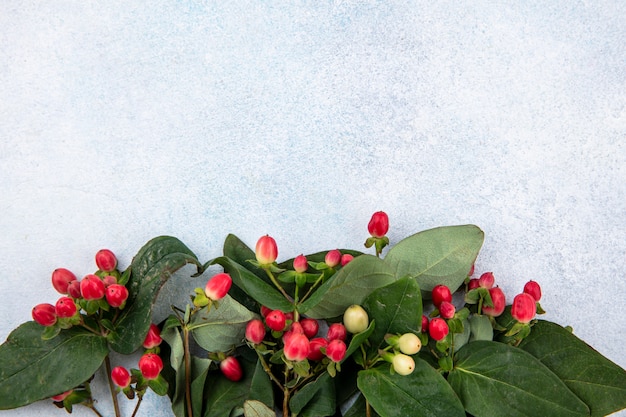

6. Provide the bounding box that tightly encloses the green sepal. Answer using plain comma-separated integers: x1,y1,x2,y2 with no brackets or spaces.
41,324,61,340
148,374,169,396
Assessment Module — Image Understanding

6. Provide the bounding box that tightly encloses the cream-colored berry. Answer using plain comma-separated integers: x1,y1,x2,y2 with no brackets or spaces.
398,333,422,355
343,305,369,334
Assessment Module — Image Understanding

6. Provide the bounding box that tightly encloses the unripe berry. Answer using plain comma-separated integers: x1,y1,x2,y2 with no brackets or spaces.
138,353,163,380
265,310,286,332
245,319,266,344
111,366,131,389
51,390,73,402
284,333,310,361
307,337,328,361
368,211,389,238
105,284,129,308
343,304,369,334
478,272,495,289
431,285,452,308
80,274,105,300
95,249,117,272
293,254,308,273
340,253,354,266
143,323,162,349
327,323,347,341
300,318,319,339
439,301,456,319
392,354,415,376
220,356,243,382
429,318,449,341
55,297,77,318
32,303,57,326
204,273,232,301
511,293,537,324
51,268,77,294
326,339,347,362
482,286,506,317
398,333,422,355
523,280,542,302
67,280,81,299
255,235,278,265
421,315,429,333
325,249,341,268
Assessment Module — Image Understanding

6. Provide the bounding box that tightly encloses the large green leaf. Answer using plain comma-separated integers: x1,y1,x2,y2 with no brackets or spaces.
0,322,108,409
110,236,203,354
384,225,483,293
298,255,396,319
190,295,257,352
358,360,466,417
448,341,590,417
519,320,626,417
289,372,336,416
362,276,422,349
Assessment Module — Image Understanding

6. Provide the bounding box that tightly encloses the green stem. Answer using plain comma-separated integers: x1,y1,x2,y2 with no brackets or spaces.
104,355,122,417
183,325,194,417
299,274,324,304
264,267,291,301
130,394,143,417
255,351,283,389
85,402,105,417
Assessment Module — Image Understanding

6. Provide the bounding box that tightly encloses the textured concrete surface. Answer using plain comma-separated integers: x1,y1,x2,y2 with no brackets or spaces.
1,2,624,416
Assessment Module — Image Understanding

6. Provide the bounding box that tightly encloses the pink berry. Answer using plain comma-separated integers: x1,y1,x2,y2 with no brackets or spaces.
368,211,389,238
32,303,57,326
260,305,272,317
80,274,105,300
255,235,278,265
478,272,495,289
51,268,77,294
102,275,117,287
55,297,77,318
439,301,456,319
523,280,542,302
220,356,243,382
67,280,82,299
325,249,341,268
95,249,117,272
293,254,308,273
326,339,347,362
327,323,347,341
511,293,537,324
307,337,328,361
265,310,286,332
105,284,129,308
421,315,429,333
468,278,480,290
431,285,452,308
340,254,354,266
300,318,319,339
111,366,131,388
138,353,163,380
284,333,310,362
468,263,475,277
204,273,232,301
51,390,73,402
429,318,449,341
245,319,266,344
482,287,506,317
143,323,162,349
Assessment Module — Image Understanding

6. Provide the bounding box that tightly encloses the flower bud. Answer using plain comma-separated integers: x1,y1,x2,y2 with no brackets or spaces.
111,366,131,389
205,273,232,301
245,319,266,344
429,318,449,341
80,274,105,300
523,280,542,302
340,253,354,266
421,315,429,333
143,323,162,349
67,280,81,299
343,305,369,334
439,301,456,319
220,356,243,382
293,254,308,273
51,390,73,402
55,297,77,318
392,353,415,376
511,293,536,324
32,303,57,326
51,268,77,294
265,310,286,332
326,339,347,362
327,323,347,341
431,285,452,308
105,284,129,308
397,333,422,355
368,211,389,238
284,333,310,361
325,249,341,268
95,249,117,272
482,286,506,317
255,235,278,265
138,353,163,380
478,272,495,289
307,337,328,361
300,318,319,339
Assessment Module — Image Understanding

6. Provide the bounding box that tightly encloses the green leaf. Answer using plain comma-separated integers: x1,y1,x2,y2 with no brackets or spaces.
110,236,203,354
342,393,380,417
190,295,257,352
211,256,293,312
362,276,422,349
519,320,626,417
289,372,336,416
468,314,493,342
243,400,275,417
277,249,364,270
448,340,590,417
223,234,270,284
0,322,108,409
344,320,376,363
299,255,396,319
358,360,466,417
384,225,483,293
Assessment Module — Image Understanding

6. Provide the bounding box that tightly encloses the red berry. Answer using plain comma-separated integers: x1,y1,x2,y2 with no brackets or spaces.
204,273,232,300
468,278,480,290
220,356,243,382
55,297,77,318
523,280,542,302
255,235,278,265
431,285,452,308
80,274,105,300
439,301,456,319
368,211,389,238
293,254,308,273
327,323,347,341
260,305,272,317
307,337,328,361
326,339,347,362
95,249,117,272
300,319,319,338
67,280,82,299
143,323,162,349
105,284,129,308
284,333,310,362
478,272,495,289
265,310,286,332
32,303,57,326
51,268,77,294
429,318,449,341
421,315,429,333
341,254,354,266
511,293,537,324
111,366,131,388
325,249,341,268
482,286,506,317
245,319,266,344
138,353,163,380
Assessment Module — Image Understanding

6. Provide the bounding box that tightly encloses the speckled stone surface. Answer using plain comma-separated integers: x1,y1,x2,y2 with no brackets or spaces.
1,2,624,416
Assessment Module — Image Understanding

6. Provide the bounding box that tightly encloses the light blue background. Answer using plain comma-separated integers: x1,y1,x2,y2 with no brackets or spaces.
1,1,625,416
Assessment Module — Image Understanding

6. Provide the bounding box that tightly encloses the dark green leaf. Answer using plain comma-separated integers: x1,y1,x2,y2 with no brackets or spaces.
289,372,336,416
519,320,626,417
110,236,203,354
344,320,376,363
358,360,465,417
0,322,108,409
299,255,396,319
384,225,483,293
448,341,590,417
